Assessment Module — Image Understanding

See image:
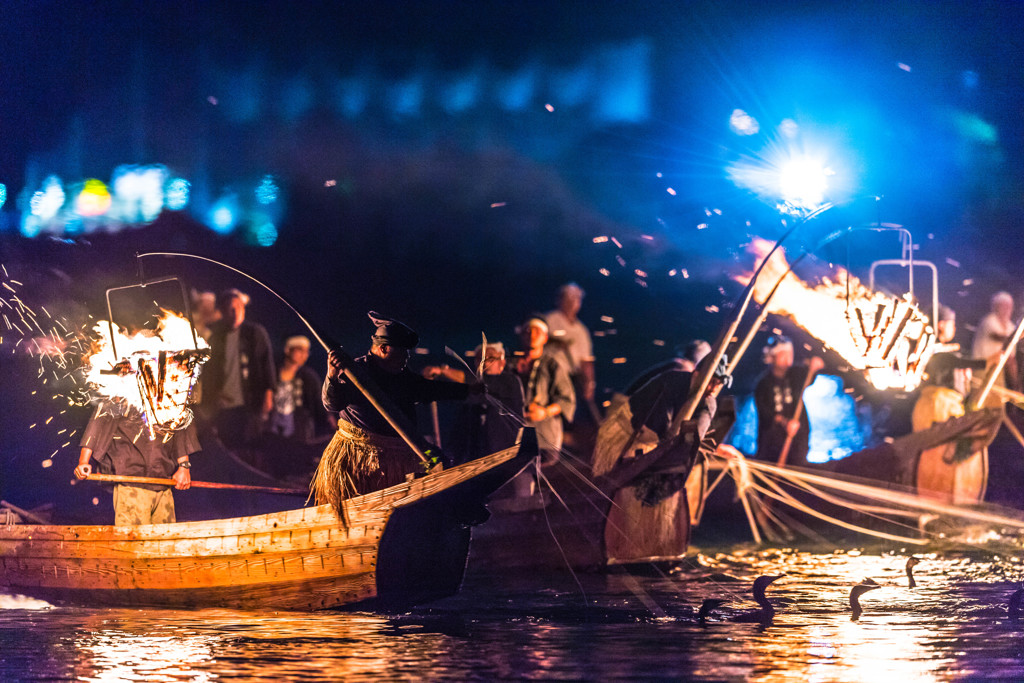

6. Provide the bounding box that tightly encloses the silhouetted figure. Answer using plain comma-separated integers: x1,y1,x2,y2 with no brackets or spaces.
200,288,276,455
697,598,729,626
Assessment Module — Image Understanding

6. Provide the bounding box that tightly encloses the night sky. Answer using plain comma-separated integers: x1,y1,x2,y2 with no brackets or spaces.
2,1,1024,503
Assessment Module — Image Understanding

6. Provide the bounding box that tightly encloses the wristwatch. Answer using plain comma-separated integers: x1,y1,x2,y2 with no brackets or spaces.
177,460,191,469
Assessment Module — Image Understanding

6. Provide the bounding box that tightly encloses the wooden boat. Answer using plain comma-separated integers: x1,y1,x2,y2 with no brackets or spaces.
467,400,735,574
0,432,535,611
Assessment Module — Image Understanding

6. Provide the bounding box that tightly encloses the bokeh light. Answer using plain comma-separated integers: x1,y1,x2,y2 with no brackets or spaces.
165,177,190,211
75,179,112,217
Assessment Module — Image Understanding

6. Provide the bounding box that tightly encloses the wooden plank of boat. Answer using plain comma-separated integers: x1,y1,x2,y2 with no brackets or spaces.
467,432,700,573
0,432,536,611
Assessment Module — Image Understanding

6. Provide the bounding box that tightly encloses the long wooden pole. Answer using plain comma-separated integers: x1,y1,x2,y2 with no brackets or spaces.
970,313,1024,411
726,253,808,376
86,473,307,495
136,252,432,466
0,500,50,525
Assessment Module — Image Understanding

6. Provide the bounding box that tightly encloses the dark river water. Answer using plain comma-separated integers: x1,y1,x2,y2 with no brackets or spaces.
4,541,1024,682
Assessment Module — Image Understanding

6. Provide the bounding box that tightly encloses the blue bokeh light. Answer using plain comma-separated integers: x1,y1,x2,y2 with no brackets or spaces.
207,194,240,234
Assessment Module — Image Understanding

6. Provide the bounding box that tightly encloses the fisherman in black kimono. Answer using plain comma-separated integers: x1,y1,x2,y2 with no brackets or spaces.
312,312,472,506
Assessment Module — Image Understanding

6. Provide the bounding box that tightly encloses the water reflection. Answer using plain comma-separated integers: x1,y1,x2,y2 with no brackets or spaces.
3,547,1024,680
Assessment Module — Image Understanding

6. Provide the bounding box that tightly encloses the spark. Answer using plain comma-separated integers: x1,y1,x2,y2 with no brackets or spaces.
489,202,506,208
599,268,610,276
593,236,609,243
612,357,627,364
666,188,677,196
706,305,720,313
610,237,623,248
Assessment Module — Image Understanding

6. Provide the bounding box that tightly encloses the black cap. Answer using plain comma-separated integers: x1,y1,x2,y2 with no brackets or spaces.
368,311,419,349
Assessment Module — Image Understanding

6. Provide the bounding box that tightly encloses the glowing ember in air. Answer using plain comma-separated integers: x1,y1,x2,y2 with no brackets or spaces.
737,238,937,391
82,311,209,436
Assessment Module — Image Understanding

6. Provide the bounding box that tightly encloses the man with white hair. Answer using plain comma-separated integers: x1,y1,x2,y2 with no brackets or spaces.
972,291,1017,389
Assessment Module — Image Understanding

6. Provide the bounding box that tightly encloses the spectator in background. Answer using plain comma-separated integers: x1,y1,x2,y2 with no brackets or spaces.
515,315,575,467
199,288,276,454
423,341,525,463
545,283,595,398
269,335,334,443
973,291,1017,389
545,282,598,451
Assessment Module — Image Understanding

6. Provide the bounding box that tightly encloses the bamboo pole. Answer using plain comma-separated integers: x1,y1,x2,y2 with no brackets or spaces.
970,313,1024,411
0,500,50,525
136,252,432,466
776,362,819,467
86,473,307,495
726,253,808,376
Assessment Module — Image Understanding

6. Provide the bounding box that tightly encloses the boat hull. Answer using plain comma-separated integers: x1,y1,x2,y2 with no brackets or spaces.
0,435,535,611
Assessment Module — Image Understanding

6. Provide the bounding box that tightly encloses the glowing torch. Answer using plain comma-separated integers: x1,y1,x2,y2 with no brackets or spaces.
735,238,938,392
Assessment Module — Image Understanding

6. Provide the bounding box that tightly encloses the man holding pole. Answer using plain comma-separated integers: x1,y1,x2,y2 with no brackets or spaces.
313,312,475,506
754,335,824,467
74,402,200,525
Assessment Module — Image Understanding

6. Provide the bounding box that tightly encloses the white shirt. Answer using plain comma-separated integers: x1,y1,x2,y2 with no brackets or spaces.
544,309,594,372
972,313,1014,361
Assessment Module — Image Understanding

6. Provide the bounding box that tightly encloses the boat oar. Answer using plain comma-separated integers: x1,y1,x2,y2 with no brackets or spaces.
776,359,821,467
970,312,1024,411
85,473,307,496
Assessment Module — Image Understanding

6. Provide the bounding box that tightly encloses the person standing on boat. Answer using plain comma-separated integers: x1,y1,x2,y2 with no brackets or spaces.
515,315,576,466
422,341,525,463
753,335,824,467
199,288,276,453
268,335,334,441
74,402,200,525
545,283,598,452
315,312,474,502
972,291,1017,390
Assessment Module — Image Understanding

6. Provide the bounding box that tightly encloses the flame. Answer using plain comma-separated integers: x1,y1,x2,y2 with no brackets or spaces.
82,310,209,434
737,238,936,391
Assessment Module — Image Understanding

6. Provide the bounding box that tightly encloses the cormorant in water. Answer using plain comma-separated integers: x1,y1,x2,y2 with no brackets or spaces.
906,557,920,588
728,574,785,623
850,579,880,621
1008,586,1024,622
697,598,729,625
